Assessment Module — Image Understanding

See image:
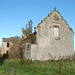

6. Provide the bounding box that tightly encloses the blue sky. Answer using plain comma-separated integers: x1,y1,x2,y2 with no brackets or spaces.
0,0,75,49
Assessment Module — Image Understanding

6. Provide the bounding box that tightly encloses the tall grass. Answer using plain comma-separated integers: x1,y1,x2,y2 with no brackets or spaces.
8,42,23,59
0,59,75,75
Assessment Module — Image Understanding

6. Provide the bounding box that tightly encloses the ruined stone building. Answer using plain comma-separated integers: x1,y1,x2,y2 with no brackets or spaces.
23,8,74,60
1,8,74,60
1,37,18,55
1,38,13,55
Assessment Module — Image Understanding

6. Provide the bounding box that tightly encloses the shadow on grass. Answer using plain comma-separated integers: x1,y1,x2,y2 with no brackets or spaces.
0,51,8,65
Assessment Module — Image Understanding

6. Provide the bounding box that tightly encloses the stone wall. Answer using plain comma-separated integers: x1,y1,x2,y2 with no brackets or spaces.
1,42,13,55
36,9,74,60
23,43,31,59
23,43,37,60
31,44,36,60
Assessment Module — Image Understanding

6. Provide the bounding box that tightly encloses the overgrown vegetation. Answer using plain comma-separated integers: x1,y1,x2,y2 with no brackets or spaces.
8,41,23,59
8,20,36,59
0,59,75,75
22,20,33,36
0,46,2,57
8,36,23,59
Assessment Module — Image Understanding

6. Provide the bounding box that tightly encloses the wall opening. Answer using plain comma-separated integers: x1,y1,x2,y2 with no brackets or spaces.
7,43,9,47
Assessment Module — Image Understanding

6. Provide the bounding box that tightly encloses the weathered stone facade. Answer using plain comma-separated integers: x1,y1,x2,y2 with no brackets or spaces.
36,9,74,60
1,38,13,55
23,8,74,60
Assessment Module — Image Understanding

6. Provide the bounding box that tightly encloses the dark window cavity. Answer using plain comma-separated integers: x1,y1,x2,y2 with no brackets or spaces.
7,43,9,47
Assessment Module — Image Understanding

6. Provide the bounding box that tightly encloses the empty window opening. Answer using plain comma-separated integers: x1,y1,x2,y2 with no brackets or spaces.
7,43,9,47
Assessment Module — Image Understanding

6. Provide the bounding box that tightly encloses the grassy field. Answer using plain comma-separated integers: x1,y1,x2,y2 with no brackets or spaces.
0,59,75,75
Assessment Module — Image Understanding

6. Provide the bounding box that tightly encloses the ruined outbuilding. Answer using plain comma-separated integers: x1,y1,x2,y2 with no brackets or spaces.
1,38,13,55
1,37,18,55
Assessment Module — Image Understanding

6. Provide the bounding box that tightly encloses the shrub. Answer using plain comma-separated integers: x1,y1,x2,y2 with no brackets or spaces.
0,47,1,53
8,39,23,59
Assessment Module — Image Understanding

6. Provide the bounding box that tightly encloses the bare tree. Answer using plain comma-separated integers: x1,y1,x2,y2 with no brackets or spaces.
22,20,33,36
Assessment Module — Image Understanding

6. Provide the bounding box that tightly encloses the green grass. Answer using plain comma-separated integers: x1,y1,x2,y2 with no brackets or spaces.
0,59,75,75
